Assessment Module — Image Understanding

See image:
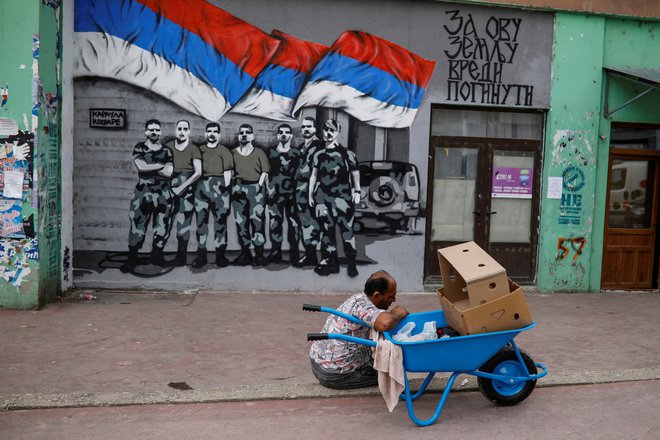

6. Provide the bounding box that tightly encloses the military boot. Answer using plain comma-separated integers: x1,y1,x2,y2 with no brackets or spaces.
314,255,339,276
288,247,300,266
215,246,230,267
254,246,267,266
296,245,318,267
347,256,359,278
191,248,208,268
150,246,168,267
267,245,283,264
120,246,139,273
233,247,253,266
174,238,188,266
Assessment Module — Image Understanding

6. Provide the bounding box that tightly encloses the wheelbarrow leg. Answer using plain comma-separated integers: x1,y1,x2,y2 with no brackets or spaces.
403,371,460,427
401,372,436,402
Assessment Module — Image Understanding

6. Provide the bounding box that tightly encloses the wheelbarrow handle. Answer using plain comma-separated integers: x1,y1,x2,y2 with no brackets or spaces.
302,304,322,312
307,333,328,341
307,332,377,347
302,304,368,327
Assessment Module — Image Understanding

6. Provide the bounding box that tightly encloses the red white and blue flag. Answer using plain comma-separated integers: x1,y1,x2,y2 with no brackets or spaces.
293,31,436,128
73,0,280,121
231,30,329,121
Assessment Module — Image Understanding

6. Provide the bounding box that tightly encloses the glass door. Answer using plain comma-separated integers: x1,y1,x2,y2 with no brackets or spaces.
424,137,540,283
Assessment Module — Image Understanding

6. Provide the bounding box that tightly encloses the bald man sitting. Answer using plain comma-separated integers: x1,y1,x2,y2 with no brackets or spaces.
309,271,409,389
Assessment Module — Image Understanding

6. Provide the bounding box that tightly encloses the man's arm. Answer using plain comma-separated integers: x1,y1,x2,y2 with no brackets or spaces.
373,306,409,332
308,168,317,207
351,169,361,205
134,158,164,172
173,158,202,196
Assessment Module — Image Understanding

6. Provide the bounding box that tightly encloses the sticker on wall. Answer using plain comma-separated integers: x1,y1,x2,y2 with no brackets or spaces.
1,82,8,107
0,199,25,238
491,166,533,199
558,165,584,226
0,118,18,136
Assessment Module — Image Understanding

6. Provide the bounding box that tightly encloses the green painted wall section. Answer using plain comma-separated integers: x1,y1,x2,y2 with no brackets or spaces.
588,18,660,291
36,1,63,305
537,13,605,292
538,13,660,292
0,0,40,308
0,0,62,309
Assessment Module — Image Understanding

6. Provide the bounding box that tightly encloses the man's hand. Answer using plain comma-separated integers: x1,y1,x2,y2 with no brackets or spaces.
172,185,184,196
352,191,361,205
390,305,409,319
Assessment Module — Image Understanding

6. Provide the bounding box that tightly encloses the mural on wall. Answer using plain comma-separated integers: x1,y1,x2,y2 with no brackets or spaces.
73,0,436,279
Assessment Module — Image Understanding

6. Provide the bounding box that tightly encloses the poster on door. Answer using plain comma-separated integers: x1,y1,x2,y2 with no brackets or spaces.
492,166,533,199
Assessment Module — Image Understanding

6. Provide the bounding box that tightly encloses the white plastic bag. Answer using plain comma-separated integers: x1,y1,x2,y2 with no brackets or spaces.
393,322,416,341
393,321,438,342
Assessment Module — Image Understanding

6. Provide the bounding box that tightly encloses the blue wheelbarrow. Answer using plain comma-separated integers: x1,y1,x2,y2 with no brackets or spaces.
304,305,548,427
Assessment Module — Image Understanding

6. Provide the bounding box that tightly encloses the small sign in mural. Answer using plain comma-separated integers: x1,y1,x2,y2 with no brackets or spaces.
491,166,533,199
90,108,126,129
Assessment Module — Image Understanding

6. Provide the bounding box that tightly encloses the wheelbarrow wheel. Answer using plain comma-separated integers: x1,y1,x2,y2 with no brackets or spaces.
477,347,537,406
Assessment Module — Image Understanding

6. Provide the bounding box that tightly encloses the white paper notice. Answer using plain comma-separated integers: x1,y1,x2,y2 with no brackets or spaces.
547,176,562,199
3,170,24,199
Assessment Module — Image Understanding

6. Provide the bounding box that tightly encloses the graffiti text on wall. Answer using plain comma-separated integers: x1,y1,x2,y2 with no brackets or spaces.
557,237,586,261
443,10,533,106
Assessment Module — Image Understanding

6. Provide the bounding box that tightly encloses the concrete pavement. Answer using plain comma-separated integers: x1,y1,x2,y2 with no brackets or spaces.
1,289,660,410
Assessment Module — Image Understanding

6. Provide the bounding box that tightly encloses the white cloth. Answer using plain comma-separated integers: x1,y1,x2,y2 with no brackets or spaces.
371,329,405,412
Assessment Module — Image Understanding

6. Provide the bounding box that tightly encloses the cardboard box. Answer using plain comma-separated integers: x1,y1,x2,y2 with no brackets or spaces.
436,241,533,335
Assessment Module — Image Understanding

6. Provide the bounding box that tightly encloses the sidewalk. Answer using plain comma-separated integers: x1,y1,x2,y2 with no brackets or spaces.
2,289,660,410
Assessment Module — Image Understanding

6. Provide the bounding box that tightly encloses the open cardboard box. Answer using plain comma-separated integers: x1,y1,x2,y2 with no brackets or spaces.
436,241,532,335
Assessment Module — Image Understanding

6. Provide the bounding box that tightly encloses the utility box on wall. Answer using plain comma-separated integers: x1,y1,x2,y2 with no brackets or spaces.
436,241,532,335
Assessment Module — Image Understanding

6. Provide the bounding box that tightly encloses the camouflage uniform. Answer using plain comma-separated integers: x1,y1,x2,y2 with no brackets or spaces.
166,140,202,242
267,145,303,260
127,142,173,255
312,145,359,267
231,147,271,251
294,139,322,255
195,143,234,250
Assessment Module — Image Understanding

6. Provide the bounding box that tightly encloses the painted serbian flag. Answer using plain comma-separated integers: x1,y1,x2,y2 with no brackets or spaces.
73,0,280,121
293,31,436,128
231,30,329,121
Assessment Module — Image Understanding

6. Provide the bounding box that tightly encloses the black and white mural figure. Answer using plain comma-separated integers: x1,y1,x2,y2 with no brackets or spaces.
120,119,173,273
192,122,234,268
309,119,360,277
167,120,203,266
73,0,444,285
293,117,322,268
266,123,303,265
230,124,271,266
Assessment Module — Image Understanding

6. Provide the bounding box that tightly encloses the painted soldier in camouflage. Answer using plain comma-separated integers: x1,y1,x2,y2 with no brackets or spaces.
166,120,202,266
309,119,361,277
191,122,234,268
293,117,322,267
120,119,173,273
266,124,303,264
231,124,270,266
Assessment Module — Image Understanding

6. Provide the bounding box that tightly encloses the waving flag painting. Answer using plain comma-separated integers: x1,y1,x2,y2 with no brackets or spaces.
231,30,329,121
73,0,280,121
293,31,436,128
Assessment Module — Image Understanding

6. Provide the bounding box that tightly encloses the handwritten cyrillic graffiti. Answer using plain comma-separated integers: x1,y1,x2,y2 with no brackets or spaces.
443,10,533,107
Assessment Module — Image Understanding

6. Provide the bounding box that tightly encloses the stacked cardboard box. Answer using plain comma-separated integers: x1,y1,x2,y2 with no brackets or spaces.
436,241,532,335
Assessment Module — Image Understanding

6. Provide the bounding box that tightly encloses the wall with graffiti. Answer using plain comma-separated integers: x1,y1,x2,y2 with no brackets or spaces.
0,0,61,308
71,0,553,291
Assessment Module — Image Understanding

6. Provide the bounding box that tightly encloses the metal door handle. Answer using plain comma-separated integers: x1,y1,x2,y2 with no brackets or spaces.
472,210,481,224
